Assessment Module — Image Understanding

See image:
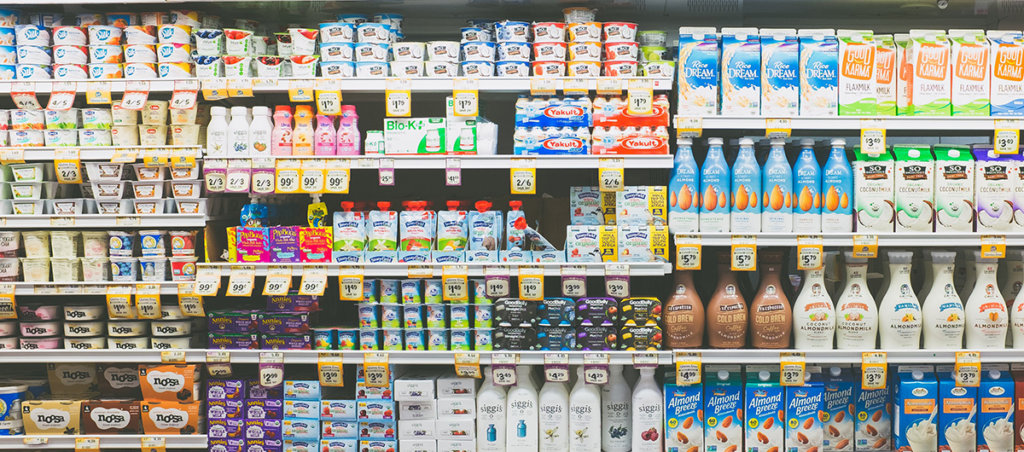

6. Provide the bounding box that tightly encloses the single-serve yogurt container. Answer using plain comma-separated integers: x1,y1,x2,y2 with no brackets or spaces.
124,62,157,79
389,61,422,77
151,320,190,336
424,61,457,77
320,42,355,61
194,55,223,78
320,22,355,42
17,46,51,65
107,320,147,337
289,28,318,55
497,41,530,61
0,9,18,27
604,41,639,61
533,42,566,61
461,60,494,77
603,22,638,42
223,55,251,77
638,30,667,47
391,41,424,61
109,337,149,349
532,22,565,43
158,24,190,44
532,60,565,76
123,25,156,44
64,321,105,337
193,29,223,56
426,41,459,62
253,56,282,77
65,337,106,349
320,61,355,78
290,55,319,77
357,23,392,43
20,337,60,349
0,28,12,46
567,41,601,61
88,63,122,79
89,45,123,64
123,44,157,63
53,46,88,64
567,61,601,76
152,336,190,349
355,42,388,62
16,25,48,46
354,61,386,77
0,320,15,336
88,25,122,45
157,62,193,78
568,22,602,42
0,336,14,350
223,29,253,55
461,41,495,61
53,26,87,45
156,43,190,63
52,62,88,78
495,21,530,42
460,27,491,43
17,64,52,79
604,60,638,76
495,61,529,77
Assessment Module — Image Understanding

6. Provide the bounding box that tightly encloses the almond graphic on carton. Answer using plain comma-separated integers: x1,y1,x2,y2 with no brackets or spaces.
737,409,743,420
817,410,828,423
798,432,809,444
686,447,699,452
763,416,774,429
834,411,845,422
865,424,878,435
677,432,689,443
767,448,778,452
835,439,850,449
872,410,883,422
828,425,841,437
848,403,855,415
807,447,818,452
698,409,703,422
757,432,769,444
682,417,693,429
716,430,728,442
722,415,732,427
872,438,887,448
724,446,738,452
803,417,814,429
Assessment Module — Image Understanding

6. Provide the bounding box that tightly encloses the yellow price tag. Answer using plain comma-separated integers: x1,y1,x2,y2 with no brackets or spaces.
75,437,100,452
518,266,545,301
363,352,391,388
170,148,197,169
407,265,434,279
318,352,344,387
954,351,981,387
674,234,702,270
315,79,343,116
385,78,412,117
142,149,168,167
141,436,166,452
0,284,16,320
730,235,757,271
861,352,887,390
111,148,138,163
598,158,624,192
530,77,557,96
54,148,82,184
596,78,623,96
452,77,479,117
263,266,293,296
161,350,187,364
86,81,112,104
510,159,536,195
106,286,134,319
227,78,254,97
338,266,365,301
852,235,878,259
674,352,702,385
796,235,824,270
275,159,301,194
674,116,703,138
207,351,233,377
994,119,1022,154
289,80,315,102
177,283,205,317
135,283,161,319
324,160,351,194
860,119,887,155
300,159,326,194
442,265,469,302
981,235,1007,259
766,118,792,139
626,79,654,115
226,265,256,297
454,352,482,378
298,266,328,296
0,148,25,164
201,78,228,101
780,352,806,386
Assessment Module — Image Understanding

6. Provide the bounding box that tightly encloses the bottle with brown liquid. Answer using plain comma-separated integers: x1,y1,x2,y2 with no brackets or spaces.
749,250,793,348
707,252,748,348
663,270,704,348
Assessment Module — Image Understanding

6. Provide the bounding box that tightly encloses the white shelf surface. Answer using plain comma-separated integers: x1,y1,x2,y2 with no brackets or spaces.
11,282,182,295
199,262,673,277
2,435,206,449
8,146,202,162
211,154,674,169
1,214,210,228
691,233,1024,247
694,116,1018,132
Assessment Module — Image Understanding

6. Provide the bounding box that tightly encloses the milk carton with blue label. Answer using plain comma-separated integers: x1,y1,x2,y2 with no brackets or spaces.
677,27,720,116
894,367,937,452
798,29,838,117
745,367,784,452
823,367,856,452
908,30,952,116
761,29,799,117
875,35,897,116
837,30,877,116
978,365,1014,452
936,365,977,452
987,31,1024,116
949,29,991,116
786,372,825,452
704,365,743,452
720,28,761,116
665,373,703,452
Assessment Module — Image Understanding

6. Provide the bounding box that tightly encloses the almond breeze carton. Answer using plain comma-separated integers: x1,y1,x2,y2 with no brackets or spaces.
894,367,937,452
786,372,825,452
665,371,703,452
978,365,1014,452
798,29,838,117
936,365,976,452
720,28,761,116
677,27,719,116
838,30,877,116
949,29,991,116
988,31,1024,116
856,383,891,451
907,30,952,116
823,367,857,452
704,365,743,452
745,367,783,452
761,28,799,117
876,35,897,116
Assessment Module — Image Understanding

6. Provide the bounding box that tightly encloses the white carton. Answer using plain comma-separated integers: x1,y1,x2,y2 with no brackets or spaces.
435,419,475,440
435,398,475,418
760,28,799,117
988,31,1024,116
394,374,437,401
398,401,437,420
436,374,476,398
798,29,839,117
720,27,762,116
837,29,877,115
677,27,720,116
907,30,952,116
437,440,476,452
949,29,991,116
876,34,897,116
399,420,437,440
399,440,437,452
896,34,912,115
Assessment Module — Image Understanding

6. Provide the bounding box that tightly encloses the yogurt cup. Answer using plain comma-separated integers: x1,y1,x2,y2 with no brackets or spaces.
16,46,51,65
88,63,122,79
532,60,566,76
568,41,602,61
494,21,530,42
9,129,44,146
223,55,251,77
53,26,87,45
354,61,386,77
223,29,253,55
106,12,138,28
0,320,14,336
461,60,494,77
320,42,355,62
21,232,49,257
110,257,138,281
460,27,491,43
391,41,424,61
603,60,638,77
319,22,355,43
567,22,602,42
157,62,192,78
151,320,190,336
380,303,401,328
109,336,149,349
44,108,77,129
0,63,15,79
139,257,167,281
532,22,565,43
89,45,122,64
123,25,156,45
290,55,318,77
604,41,639,61
460,41,495,61
356,23,391,44
15,25,48,46
158,24,191,44
108,320,147,337
533,42,566,61
427,329,448,351
450,329,471,350
51,257,81,281
124,63,157,79
194,55,222,78
193,29,224,56
563,7,597,23
169,256,196,281
156,42,190,63
337,14,368,24
357,303,379,328
124,44,156,63
495,61,529,77
20,337,60,350
288,28,318,55
83,258,113,280
474,304,493,327
151,336,190,349
424,304,446,328
274,32,291,57
64,304,105,321
17,64,51,80
603,22,639,42
496,41,530,61
640,45,667,62
19,304,58,321
87,25,122,45
382,328,403,350
0,336,17,349
54,45,88,64
642,61,674,77
18,258,47,281
389,61,422,77
19,321,59,337
404,329,425,350
426,41,459,62
425,61,457,77
320,61,354,78
355,42,388,62
474,328,493,350
402,304,424,328
359,329,379,350
0,28,12,46
65,337,106,350
64,321,105,337
637,30,667,47
78,129,111,146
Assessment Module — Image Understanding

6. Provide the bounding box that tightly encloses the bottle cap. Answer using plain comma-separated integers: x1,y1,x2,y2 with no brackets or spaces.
230,106,247,115
446,200,460,211
475,200,492,213
707,137,724,146
252,106,270,115
509,200,522,210
274,105,292,114
376,201,391,211
340,201,354,211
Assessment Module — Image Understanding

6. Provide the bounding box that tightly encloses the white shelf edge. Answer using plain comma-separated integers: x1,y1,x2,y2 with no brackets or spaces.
691,115,1013,132
12,282,182,296
210,154,674,169
198,262,672,277
0,435,207,449
1,214,210,228
689,232,1024,247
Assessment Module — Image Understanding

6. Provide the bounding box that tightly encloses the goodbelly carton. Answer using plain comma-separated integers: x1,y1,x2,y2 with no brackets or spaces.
786,372,825,452
704,365,743,452
720,27,761,116
936,365,977,452
837,29,877,116
907,30,952,116
677,27,719,116
745,367,784,452
896,34,912,115
876,34,897,116
978,365,1014,452
949,29,991,116
987,31,1024,116
665,372,703,452
894,367,937,452
761,28,800,117
823,367,857,452
855,376,891,451
798,28,839,117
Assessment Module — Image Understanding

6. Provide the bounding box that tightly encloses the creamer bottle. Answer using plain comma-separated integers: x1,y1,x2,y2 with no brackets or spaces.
965,250,1008,349
601,365,631,452
664,270,704,348
922,251,965,349
1001,250,1024,303
878,251,922,349
507,365,539,452
568,367,601,452
478,368,508,452
731,137,762,232
708,252,748,348
631,367,663,452
538,378,568,452
271,106,293,156
1011,278,1024,348
248,106,272,157
750,250,792,348
958,250,978,302
668,138,700,233
337,105,360,155
794,138,822,233
227,106,250,156
700,137,730,232
835,252,878,349
822,138,854,232
793,267,836,349
292,105,314,156
314,114,337,155
762,138,794,233
206,106,228,156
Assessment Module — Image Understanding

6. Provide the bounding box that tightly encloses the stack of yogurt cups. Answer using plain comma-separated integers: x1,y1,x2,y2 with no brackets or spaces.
193,20,276,78
636,30,675,77
456,20,521,78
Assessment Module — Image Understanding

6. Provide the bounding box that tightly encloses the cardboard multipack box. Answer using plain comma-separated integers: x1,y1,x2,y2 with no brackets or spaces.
22,400,81,435
383,118,446,154
138,364,201,402
140,400,200,435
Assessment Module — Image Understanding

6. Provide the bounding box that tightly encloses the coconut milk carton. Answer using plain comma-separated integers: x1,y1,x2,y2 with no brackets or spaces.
893,367,937,452
856,384,891,451
895,34,912,115
665,373,703,452
933,145,975,232
949,29,991,116
875,35,897,116
720,28,761,116
745,367,784,452
798,29,839,117
936,365,977,452
978,365,1015,452
892,145,935,232
823,367,857,452
761,28,799,117
853,148,895,232
677,27,720,116
786,372,825,452
907,30,952,116
838,30,877,116
988,31,1024,116
973,145,1018,232
704,365,743,452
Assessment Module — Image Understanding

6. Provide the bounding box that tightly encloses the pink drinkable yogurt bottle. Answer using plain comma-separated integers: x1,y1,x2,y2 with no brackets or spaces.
337,105,361,155
271,105,293,156
314,114,337,155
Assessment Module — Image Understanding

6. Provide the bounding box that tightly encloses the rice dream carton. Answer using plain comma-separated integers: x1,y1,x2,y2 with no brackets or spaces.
761,28,800,117
907,30,952,116
704,365,743,452
949,29,991,116
837,30,877,116
677,27,719,116
933,145,975,232
745,368,784,452
823,367,857,452
665,374,703,452
892,145,935,232
988,31,1024,116
798,29,839,117
875,34,898,116
720,27,761,116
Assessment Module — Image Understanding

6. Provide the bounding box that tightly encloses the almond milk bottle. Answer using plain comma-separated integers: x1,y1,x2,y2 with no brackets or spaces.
793,266,836,349
708,252,749,348
835,252,878,349
921,251,965,349
965,251,1009,349
878,251,922,349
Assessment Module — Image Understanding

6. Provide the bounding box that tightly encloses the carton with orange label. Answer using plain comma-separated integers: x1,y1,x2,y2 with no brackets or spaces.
978,365,1015,452
876,34,897,116
907,30,951,116
837,29,877,116
894,367,937,452
987,31,1024,116
138,364,200,402
140,400,201,435
950,29,991,116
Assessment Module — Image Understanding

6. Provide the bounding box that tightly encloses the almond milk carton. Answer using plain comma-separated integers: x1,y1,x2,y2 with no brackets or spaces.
907,30,952,116
949,29,991,116
745,367,784,452
704,365,743,452
761,28,799,117
677,27,720,116
978,365,1015,452
895,34,912,115
823,367,857,452
837,30,876,116
893,367,937,452
876,34,897,116
987,31,1024,116
798,29,839,117
856,383,891,451
786,371,825,452
720,27,761,116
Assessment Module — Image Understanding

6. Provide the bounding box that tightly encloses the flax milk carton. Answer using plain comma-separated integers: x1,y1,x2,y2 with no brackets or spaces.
745,367,784,452
949,29,991,116
978,365,1015,452
720,28,761,116
907,30,952,116
798,29,838,117
856,383,891,451
853,148,895,232
837,30,877,116
876,35,897,116
936,365,977,452
665,373,703,452
894,367,937,452
786,371,825,452
896,34,912,115
933,145,975,232
823,367,857,452
892,145,935,233
704,365,743,452
677,27,720,116
761,28,799,117
972,145,1018,232
988,31,1024,116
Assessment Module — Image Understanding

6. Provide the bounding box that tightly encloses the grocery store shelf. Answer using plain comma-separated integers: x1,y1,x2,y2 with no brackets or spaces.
211,154,673,169
6,146,202,162
11,282,183,295
198,261,672,277
0,435,206,449
1,214,210,228
691,233,1024,247
694,116,1018,132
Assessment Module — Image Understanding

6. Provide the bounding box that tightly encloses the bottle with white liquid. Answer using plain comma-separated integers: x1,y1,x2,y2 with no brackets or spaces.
506,365,539,452
878,251,922,349
922,251,966,349
248,106,272,157
227,106,250,156
600,365,631,452
568,367,601,452
1013,285,1024,348
478,368,508,452
965,250,1008,349
793,267,836,349
1001,250,1024,304
835,252,878,349
538,377,568,452
631,367,663,452
917,250,934,301
206,106,228,156
958,250,977,302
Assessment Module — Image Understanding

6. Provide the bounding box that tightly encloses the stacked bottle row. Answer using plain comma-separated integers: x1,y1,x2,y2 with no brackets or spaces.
206,104,360,157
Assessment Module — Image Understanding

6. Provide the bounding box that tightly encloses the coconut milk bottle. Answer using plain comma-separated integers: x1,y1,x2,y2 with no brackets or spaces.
965,251,1009,349
837,29,877,116
601,365,631,452
669,138,700,234
878,251,922,349
793,267,836,349
478,368,508,452
631,367,663,452
933,145,976,232
538,379,568,452
507,365,539,452
762,138,794,233
700,138,731,233
822,138,854,232
794,139,823,233
836,252,878,349
720,27,761,116
731,138,762,233
798,29,839,117
568,367,601,452
922,251,966,349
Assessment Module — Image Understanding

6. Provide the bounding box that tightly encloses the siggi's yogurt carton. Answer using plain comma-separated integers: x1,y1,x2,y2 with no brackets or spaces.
823,367,856,452
704,365,743,452
786,373,824,452
665,372,703,452
978,366,1014,452
933,145,975,232
745,367,784,452
855,384,891,451
936,366,976,452
720,28,761,116
676,27,719,116
837,30,877,116
875,34,897,116
987,31,1024,116
894,367,937,452
798,29,838,117
760,29,799,117
949,29,991,116
972,146,1018,232
907,30,952,116
892,145,935,232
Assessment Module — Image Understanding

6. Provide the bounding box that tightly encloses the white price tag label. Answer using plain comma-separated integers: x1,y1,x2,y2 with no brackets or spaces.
299,266,327,296
543,353,570,382
626,79,654,115
46,82,77,111
731,235,757,271
780,352,806,386
861,352,887,390
765,118,792,138
226,266,256,297
263,267,292,296
598,158,624,192
955,351,981,387
560,265,587,298
170,79,199,110
385,78,412,117
193,267,221,296
484,266,511,298
275,166,300,194
11,82,41,110
674,116,703,138
995,119,1022,155
206,351,232,377
338,266,365,301
445,158,461,186
454,353,482,378
583,353,609,385
120,81,150,110
378,158,395,186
